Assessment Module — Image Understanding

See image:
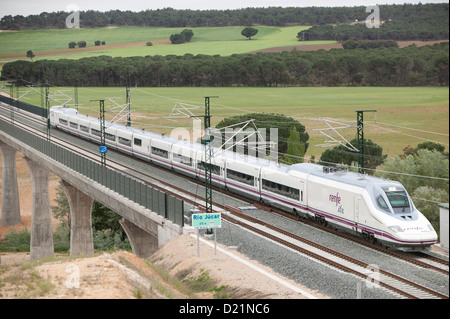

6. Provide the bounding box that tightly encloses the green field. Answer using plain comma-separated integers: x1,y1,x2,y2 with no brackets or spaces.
0,25,336,62
6,86,448,159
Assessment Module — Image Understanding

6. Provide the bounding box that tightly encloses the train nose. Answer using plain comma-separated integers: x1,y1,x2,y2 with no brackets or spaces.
394,228,438,245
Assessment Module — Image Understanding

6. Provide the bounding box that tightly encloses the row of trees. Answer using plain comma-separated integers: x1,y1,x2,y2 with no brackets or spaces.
341,39,398,50
1,3,447,30
3,42,448,87
302,20,448,42
68,40,106,48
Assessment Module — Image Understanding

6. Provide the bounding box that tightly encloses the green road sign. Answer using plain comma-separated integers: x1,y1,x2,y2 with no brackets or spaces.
192,213,221,229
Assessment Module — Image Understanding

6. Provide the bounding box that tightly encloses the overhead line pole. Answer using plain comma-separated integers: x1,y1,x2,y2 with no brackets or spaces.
356,110,376,174
92,99,106,166
190,96,218,235
203,96,217,217
126,86,131,127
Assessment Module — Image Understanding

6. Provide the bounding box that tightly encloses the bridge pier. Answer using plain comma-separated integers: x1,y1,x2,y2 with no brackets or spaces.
24,157,54,260
0,141,21,226
120,219,159,258
60,180,95,257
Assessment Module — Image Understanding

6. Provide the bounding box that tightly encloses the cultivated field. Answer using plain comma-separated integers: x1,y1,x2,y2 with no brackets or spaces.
0,25,337,64
6,86,448,159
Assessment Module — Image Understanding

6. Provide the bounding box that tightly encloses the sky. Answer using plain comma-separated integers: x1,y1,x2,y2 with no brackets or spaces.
1,0,448,19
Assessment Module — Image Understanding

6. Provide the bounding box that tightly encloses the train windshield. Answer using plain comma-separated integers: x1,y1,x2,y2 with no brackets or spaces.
383,187,410,208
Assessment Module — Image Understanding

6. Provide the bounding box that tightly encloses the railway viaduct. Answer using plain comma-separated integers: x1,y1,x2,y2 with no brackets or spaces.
0,101,185,260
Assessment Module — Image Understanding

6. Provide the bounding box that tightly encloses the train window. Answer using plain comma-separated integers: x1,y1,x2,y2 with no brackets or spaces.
376,195,390,212
59,118,68,126
69,122,78,129
105,133,115,141
91,128,101,137
227,169,254,186
385,191,410,208
198,161,221,175
119,137,132,147
173,153,193,166
80,125,89,132
151,146,169,159
262,179,300,201
134,138,142,147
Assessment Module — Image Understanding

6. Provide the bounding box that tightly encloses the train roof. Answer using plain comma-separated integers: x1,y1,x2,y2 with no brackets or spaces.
288,163,400,189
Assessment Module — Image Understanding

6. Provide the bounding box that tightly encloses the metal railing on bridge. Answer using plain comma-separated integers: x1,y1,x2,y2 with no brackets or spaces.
0,117,184,227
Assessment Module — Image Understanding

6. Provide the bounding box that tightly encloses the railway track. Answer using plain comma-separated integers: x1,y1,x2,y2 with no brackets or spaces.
1,106,448,299
222,205,448,299
253,202,449,276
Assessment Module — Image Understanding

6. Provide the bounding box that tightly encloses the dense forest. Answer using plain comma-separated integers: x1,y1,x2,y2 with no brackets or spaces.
0,3,448,41
2,42,448,87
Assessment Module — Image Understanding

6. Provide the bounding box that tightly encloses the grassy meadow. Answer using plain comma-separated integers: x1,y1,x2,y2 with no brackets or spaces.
6,86,448,159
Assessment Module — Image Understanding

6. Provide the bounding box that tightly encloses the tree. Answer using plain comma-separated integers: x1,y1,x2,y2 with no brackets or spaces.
170,33,184,44
376,149,449,194
412,186,448,232
180,29,194,42
26,50,35,61
170,29,194,44
376,149,449,233
320,138,386,173
283,129,306,164
241,27,258,40
215,113,309,158
51,185,70,228
417,141,446,154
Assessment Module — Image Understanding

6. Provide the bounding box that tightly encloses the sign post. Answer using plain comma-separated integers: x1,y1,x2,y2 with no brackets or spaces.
192,212,222,256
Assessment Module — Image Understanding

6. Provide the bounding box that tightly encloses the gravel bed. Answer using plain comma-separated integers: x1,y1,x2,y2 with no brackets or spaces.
239,208,449,297
202,221,398,299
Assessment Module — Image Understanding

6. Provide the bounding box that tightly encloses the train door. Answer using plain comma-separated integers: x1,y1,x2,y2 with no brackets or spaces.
354,195,361,224
300,181,305,206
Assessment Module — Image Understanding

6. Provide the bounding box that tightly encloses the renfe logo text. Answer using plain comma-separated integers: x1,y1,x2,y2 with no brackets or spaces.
329,192,341,206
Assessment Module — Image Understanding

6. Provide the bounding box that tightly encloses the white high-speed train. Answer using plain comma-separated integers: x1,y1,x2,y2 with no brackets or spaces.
50,106,438,251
